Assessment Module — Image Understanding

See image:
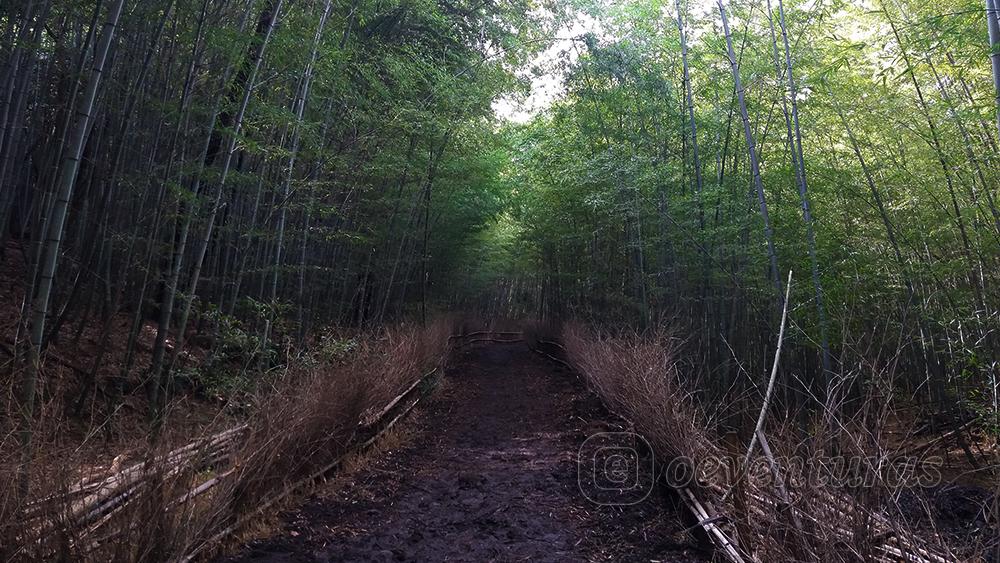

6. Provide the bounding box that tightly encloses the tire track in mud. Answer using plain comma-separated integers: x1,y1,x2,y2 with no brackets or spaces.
225,343,707,562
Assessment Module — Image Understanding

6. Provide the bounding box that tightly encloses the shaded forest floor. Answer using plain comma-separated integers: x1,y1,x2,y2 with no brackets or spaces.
0,240,227,460
224,343,707,562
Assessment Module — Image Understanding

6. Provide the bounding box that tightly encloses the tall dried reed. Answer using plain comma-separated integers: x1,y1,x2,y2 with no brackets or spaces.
561,321,962,562
0,317,454,561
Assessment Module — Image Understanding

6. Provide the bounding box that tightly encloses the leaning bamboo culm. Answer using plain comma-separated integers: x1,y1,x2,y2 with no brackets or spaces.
561,321,956,563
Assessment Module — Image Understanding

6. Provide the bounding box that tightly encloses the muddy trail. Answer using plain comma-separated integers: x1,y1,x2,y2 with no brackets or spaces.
225,343,707,562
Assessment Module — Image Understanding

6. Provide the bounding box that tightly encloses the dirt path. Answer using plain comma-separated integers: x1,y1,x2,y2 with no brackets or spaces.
226,343,706,562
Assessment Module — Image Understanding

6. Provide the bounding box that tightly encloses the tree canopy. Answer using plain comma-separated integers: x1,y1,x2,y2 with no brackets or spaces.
1,0,998,452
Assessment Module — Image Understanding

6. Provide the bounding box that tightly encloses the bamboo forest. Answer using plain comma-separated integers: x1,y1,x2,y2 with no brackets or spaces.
1,0,999,560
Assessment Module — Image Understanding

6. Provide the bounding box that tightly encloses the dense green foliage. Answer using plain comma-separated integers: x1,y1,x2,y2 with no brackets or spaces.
0,0,550,413
1,0,998,457
454,0,999,417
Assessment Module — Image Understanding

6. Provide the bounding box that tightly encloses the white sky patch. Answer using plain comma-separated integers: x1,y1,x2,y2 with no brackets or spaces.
492,0,725,123
492,14,603,123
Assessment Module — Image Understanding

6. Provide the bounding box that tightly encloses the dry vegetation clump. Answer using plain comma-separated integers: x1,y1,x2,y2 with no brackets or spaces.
561,321,971,563
562,322,721,470
0,318,454,561
360,316,453,420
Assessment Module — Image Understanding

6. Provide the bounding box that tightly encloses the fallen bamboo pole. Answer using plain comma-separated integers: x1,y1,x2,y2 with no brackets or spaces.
22,333,477,558
177,362,444,562
537,344,751,563
448,331,522,340
544,323,952,563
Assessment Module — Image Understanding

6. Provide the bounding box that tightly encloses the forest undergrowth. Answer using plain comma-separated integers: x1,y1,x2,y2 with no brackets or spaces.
2,0,1000,559
559,320,999,562
0,312,454,561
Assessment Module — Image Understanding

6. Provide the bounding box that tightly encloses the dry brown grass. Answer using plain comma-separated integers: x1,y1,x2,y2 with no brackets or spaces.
0,316,454,562
562,322,721,470
561,321,968,563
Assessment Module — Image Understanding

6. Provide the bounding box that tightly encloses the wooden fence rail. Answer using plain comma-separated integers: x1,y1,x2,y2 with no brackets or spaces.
16,331,521,560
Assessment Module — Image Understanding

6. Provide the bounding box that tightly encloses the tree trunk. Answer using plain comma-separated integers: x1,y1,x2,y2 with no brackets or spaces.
882,2,986,316
776,0,833,382
162,0,285,409
987,0,1000,139
18,0,125,497
262,0,332,356
717,0,783,304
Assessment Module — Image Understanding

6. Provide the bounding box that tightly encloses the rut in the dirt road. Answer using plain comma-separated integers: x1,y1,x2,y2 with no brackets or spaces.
227,344,706,562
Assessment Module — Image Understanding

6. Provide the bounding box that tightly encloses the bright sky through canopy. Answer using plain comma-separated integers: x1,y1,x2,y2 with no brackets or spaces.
492,14,603,123
491,0,843,122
